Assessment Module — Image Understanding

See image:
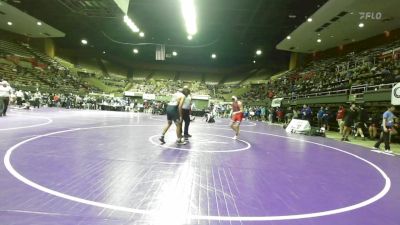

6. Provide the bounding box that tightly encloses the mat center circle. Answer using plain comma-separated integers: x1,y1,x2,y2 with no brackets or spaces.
148,133,251,152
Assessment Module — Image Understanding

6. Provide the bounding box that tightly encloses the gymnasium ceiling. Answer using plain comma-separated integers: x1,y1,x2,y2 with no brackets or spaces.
5,0,328,72
277,0,400,53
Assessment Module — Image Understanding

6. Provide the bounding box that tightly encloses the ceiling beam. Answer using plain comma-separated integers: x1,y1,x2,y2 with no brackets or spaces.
239,0,264,40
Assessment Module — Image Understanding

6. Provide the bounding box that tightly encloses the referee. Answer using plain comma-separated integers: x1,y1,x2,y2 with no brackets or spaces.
182,87,192,140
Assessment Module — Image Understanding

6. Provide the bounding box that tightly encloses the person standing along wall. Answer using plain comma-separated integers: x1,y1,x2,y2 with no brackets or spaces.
341,104,357,142
374,105,396,153
336,105,346,134
317,106,325,128
0,80,12,117
301,104,312,122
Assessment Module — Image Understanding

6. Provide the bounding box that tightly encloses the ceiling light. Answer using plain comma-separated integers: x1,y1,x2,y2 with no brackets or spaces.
211,53,217,59
253,60,256,64
180,0,198,36
37,21,42,26
133,48,139,54
307,18,313,22
7,21,12,26
81,39,88,45
286,36,291,40
358,23,364,28
102,51,106,54
317,38,322,43
123,15,140,33
139,32,145,37
187,35,193,40
172,51,178,56
256,49,262,55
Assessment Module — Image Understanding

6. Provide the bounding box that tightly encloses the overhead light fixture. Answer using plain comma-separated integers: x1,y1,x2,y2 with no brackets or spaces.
286,36,291,40
123,15,140,33
133,48,139,54
37,21,42,26
81,39,88,45
211,53,217,59
7,21,12,26
180,0,198,36
139,32,145,37
102,51,106,54
253,60,256,64
358,23,364,28
187,35,193,40
317,38,322,43
172,51,178,56
307,18,313,22
256,49,262,55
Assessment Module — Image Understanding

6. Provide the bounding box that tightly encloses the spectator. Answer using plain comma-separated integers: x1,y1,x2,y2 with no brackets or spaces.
323,107,331,131
317,106,325,127
301,104,312,122
355,105,368,140
341,104,357,142
336,105,346,134
0,80,12,116
368,115,379,139
374,105,396,153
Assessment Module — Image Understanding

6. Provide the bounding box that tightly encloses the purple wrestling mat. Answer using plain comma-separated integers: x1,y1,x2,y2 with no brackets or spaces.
0,108,399,225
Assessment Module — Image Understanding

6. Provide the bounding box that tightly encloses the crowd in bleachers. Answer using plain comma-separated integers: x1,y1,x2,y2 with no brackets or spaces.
127,79,211,96
228,40,400,103
0,56,86,94
267,40,400,99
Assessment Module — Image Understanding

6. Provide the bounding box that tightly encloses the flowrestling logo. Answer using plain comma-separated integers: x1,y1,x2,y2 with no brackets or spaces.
359,12,383,20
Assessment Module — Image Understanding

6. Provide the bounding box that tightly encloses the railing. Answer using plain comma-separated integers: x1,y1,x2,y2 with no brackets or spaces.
365,83,396,92
289,89,348,100
349,85,366,94
285,82,397,100
350,83,396,94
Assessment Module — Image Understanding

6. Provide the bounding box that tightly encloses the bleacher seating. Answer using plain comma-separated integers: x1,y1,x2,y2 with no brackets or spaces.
0,40,33,58
152,71,176,80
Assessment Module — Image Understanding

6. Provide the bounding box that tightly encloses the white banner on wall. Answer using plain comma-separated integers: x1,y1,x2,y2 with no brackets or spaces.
143,93,156,100
124,91,143,97
192,95,210,100
391,82,400,105
271,98,284,107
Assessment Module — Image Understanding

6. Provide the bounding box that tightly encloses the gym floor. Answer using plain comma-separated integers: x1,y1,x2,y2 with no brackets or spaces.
0,108,399,225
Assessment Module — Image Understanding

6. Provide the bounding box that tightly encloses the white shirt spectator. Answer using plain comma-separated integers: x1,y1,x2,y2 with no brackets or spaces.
0,81,12,97
34,92,42,100
16,90,24,98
